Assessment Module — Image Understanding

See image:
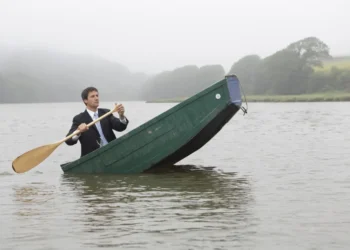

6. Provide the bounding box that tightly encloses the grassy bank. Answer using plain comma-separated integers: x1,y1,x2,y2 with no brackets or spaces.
315,56,350,72
147,92,350,103
245,93,350,102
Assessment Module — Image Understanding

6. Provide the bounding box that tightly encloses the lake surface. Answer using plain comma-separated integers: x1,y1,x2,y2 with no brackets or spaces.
1,101,349,249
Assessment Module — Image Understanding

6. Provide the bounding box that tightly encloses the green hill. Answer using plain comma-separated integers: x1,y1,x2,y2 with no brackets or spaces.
0,49,149,103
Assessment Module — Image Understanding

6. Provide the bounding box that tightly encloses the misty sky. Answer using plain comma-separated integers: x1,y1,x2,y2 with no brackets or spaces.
1,0,349,74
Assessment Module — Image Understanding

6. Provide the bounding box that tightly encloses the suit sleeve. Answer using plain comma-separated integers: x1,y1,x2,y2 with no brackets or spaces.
65,115,80,145
109,113,129,131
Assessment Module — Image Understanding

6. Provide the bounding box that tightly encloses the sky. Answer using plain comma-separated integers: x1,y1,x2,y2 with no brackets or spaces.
0,0,349,74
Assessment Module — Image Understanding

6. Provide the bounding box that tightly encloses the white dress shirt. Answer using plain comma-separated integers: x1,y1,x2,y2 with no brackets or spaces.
72,108,127,141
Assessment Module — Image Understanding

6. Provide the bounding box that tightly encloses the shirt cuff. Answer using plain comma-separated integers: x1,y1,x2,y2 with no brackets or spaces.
72,130,81,141
120,117,127,124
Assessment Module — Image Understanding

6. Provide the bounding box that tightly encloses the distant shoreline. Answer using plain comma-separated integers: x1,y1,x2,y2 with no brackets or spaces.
146,93,350,103
2,93,350,104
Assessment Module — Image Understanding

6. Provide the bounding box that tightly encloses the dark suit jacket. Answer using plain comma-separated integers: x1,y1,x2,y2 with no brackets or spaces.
65,108,129,157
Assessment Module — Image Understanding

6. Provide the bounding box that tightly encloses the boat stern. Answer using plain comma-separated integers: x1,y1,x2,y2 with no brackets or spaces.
225,75,242,107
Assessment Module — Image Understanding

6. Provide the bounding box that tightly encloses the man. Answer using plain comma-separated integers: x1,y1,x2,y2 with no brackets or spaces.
65,87,129,157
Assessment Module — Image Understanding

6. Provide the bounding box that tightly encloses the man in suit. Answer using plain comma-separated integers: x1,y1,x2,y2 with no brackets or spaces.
65,86,129,157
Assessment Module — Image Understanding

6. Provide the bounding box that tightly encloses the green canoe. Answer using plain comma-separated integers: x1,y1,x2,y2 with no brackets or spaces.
60,75,245,174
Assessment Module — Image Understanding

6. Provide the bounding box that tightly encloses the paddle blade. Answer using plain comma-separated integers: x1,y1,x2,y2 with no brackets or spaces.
12,142,60,173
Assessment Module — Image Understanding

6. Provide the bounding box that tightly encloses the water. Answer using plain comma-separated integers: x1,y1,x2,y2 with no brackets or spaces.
1,101,350,249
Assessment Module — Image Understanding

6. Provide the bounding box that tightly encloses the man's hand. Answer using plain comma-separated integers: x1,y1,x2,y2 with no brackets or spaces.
115,103,125,119
78,123,89,133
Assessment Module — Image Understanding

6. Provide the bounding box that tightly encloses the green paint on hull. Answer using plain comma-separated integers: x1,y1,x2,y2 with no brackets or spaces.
61,75,243,174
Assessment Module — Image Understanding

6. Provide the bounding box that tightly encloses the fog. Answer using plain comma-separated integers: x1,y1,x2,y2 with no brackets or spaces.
1,0,349,73
1,0,349,103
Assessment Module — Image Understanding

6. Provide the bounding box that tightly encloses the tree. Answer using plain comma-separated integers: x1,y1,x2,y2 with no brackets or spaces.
286,37,331,68
197,65,225,91
255,49,312,95
253,37,331,95
228,55,261,94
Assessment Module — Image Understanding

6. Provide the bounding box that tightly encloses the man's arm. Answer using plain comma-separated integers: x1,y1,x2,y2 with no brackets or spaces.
65,116,81,145
109,113,128,131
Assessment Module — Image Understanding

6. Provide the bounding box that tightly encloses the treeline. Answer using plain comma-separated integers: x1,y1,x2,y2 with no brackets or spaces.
140,37,350,100
228,37,350,95
1,37,350,104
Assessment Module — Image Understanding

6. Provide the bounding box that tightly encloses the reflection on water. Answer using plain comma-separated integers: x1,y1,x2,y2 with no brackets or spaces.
61,165,252,208
57,165,254,248
13,183,57,218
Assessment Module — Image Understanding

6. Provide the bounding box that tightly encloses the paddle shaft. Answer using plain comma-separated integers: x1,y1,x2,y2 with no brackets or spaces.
58,109,114,144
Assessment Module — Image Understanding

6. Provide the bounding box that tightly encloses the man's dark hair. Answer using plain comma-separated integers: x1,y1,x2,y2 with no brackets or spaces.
81,87,98,101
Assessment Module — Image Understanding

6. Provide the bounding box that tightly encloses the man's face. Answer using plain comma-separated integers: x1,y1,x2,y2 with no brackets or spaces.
84,90,99,108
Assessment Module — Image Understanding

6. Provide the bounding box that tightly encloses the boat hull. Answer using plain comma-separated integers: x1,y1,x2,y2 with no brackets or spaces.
61,75,242,174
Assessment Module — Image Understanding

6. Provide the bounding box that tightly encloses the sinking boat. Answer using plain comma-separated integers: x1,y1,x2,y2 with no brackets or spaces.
61,75,246,174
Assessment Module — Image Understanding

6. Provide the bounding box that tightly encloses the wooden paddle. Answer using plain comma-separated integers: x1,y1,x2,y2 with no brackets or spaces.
12,104,121,174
